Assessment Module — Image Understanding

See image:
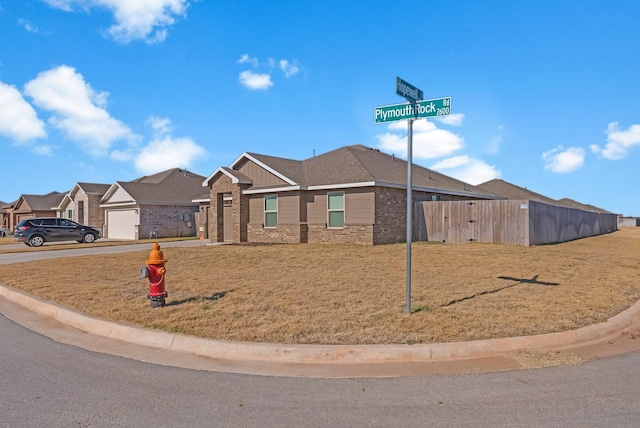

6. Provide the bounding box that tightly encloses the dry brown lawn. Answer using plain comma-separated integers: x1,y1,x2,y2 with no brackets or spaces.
0,229,639,346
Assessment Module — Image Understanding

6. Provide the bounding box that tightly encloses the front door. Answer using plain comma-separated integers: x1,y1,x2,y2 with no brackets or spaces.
223,200,233,242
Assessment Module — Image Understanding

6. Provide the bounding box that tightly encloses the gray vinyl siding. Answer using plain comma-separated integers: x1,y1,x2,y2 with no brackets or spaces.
278,193,300,223
237,159,288,187
248,196,263,224
108,186,134,203
307,189,374,226
249,193,301,225
307,192,328,224
344,190,374,224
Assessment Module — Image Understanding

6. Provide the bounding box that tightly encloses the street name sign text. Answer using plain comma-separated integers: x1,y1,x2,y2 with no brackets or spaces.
396,77,424,102
374,97,451,124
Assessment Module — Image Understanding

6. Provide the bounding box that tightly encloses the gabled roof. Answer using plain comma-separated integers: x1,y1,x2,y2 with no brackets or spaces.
54,193,74,210
73,182,111,196
476,179,562,206
477,179,611,212
102,168,206,206
557,198,611,214
203,167,253,186
1,200,16,210
14,192,66,212
209,145,499,199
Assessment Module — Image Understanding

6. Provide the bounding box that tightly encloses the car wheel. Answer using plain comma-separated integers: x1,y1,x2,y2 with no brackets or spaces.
29,235,45,247
82,233,96,243
0,232,5,237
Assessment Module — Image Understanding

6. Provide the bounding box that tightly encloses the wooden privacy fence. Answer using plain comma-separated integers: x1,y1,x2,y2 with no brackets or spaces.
415,199,618,246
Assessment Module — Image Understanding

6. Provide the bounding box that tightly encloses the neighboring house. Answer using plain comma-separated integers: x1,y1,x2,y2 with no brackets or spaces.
192,191,212,239
1,200,17,230
54,182,111,230
11,192,67,225
556,198,611,214
0,201,7,229
478,179,612,214
618,216,640,227
202,144,500,245
100,168,205,240
477,179,570,208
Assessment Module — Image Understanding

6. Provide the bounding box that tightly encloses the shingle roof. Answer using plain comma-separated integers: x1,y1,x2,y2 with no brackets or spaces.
20,192,66,210
476,179,562,206
245,153,305,184
238,145,499,198
477,179,611,213
557,198,611,214
114,168,206,205
76,183,111,195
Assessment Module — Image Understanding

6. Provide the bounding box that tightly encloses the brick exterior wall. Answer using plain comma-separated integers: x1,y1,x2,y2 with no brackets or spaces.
248,223,309,243
139,205,198,239
73,192,104,229
209,175,250,243
307,224,374,245
372,186,407,245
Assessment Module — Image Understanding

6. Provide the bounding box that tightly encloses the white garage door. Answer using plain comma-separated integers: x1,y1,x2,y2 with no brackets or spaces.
106,209,137,240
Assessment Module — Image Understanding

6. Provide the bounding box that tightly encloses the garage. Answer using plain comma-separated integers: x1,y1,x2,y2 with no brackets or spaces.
106,209,138,240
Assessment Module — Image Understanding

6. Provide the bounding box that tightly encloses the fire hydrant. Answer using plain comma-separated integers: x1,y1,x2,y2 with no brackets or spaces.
140,242,168,308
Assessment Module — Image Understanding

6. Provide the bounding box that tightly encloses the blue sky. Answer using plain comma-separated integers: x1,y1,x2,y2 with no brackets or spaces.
1,1,639,215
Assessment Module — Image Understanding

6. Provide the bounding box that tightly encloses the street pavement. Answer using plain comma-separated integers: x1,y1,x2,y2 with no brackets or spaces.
1,238,640,378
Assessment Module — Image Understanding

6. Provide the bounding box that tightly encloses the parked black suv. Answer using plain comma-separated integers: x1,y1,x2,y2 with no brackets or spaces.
14,218,101,247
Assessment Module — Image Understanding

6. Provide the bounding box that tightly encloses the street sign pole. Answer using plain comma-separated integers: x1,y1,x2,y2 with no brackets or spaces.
374,77,451,315
406,116,414,315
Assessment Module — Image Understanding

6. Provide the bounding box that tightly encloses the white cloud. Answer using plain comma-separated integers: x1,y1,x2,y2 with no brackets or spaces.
0,81,47,142
43,0,191,44
486,124,506,154
590,122,640,160
110,149,133,161
431,155,501,185
18,18,40,33
238,54,258,67
239,70,273,90
134,135,206,174
376,119,464,159
238,54,302,90
24,65,136,157
542,146,585,173
147,115,173,136
279,59,300,77
434,113,465,126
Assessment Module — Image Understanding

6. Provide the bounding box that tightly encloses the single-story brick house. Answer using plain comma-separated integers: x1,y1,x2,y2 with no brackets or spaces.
11,192,67,227
100,168,205,240
54,182,111,229
0,200,11,230
477,179,612,214
202,144,500,245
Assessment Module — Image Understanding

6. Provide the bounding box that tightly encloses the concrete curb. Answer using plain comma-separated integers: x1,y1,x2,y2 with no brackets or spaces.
2,283,639,364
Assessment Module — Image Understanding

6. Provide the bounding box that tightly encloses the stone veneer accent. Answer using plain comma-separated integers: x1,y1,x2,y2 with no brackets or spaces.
307,224,374,245
248,224,309,244
209,174,249,243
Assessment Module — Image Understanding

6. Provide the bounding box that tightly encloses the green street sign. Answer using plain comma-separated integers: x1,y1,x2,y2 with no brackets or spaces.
396,77,424,102
374,97,451,124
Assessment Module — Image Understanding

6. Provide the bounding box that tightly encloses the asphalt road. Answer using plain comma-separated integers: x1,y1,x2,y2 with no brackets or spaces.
2,240,640,426
0,239,212,264
2,312,640,427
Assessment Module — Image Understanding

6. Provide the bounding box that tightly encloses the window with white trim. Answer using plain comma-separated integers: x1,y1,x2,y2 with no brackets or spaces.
327,191,344,228
264,195,278,227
